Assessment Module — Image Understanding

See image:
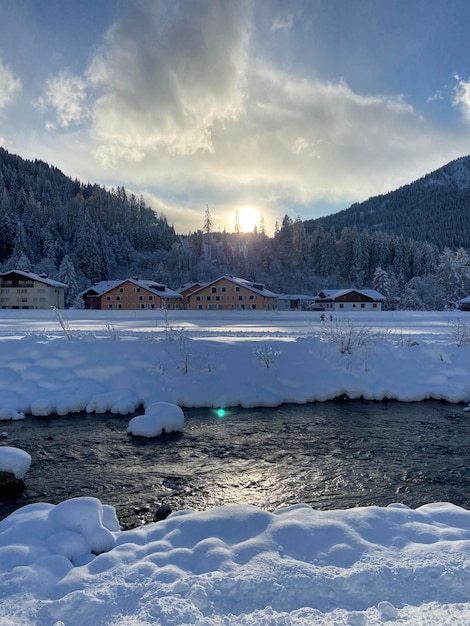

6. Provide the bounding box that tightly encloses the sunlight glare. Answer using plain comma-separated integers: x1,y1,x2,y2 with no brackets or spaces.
235,206,260,232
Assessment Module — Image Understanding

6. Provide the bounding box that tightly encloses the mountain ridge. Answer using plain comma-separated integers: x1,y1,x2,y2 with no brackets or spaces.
304,156,470,249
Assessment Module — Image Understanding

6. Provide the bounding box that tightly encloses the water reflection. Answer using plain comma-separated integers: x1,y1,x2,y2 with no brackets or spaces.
0,400,469,528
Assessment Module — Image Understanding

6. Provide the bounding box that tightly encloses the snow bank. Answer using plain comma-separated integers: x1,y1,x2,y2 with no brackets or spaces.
0,446,31,478
0,310,470,421
127,402,185,437
1,500,470,624
0,497,118,573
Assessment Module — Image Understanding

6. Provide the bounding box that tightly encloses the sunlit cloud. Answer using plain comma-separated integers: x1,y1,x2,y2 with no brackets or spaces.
37,70,89,129
4,1,468,236
0,58,21,110
452,74,470,123
86,0,251,164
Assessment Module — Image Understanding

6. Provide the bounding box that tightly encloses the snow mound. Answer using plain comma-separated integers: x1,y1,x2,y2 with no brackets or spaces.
0,446,31,478
2,500,470,623
0,497,119,572
127,402,185,437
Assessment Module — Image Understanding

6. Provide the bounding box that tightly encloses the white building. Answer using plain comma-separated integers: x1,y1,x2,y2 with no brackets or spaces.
0,270,67,309
314,288,385,312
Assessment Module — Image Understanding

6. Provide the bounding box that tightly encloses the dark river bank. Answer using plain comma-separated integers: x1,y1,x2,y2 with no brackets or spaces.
1,400,469,529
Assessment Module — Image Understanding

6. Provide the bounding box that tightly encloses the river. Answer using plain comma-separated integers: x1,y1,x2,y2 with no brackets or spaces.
1,400,469,529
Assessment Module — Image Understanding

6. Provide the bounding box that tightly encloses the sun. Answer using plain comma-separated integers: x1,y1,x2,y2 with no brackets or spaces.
234,205,260,233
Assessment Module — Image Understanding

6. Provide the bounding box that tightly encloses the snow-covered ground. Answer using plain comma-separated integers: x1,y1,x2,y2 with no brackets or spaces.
1,308,470,624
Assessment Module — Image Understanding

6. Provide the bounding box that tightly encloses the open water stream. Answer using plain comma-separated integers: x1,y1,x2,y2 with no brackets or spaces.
1,400,469,528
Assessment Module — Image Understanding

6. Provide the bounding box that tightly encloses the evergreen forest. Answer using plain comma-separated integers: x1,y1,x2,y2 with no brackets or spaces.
1,147,470,310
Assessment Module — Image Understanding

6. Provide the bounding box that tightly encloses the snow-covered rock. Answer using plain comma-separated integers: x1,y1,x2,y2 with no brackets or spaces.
127,402,185,437
0,446,31,478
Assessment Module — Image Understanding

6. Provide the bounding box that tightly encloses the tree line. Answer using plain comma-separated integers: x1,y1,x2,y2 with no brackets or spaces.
0,147,469,310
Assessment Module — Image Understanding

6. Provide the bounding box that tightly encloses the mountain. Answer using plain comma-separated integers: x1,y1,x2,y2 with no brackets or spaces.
304,156,470,249
0,147,177,303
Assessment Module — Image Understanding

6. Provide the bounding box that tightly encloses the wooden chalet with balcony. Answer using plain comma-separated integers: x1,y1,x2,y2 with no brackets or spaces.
186,275,278,310
80,278,182,310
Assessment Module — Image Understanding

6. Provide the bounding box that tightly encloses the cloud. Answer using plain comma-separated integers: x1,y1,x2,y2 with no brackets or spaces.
271,13,294,32
86,0,251,163
36,70,89,129
452,74,470,123
0,58,21,110
10,2,468,235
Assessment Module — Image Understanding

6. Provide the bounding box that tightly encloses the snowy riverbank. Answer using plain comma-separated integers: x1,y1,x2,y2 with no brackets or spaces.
2,309,470,624
0,309,470,419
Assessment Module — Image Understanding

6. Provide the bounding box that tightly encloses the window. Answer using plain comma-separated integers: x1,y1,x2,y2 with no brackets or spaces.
140,303,145,309
238,295,244,301
215,295,220,301
373,303,377,309
116,296,121,301
17,289,27,294
250,304,257,310
135,287,140,293
196,296,201,301
217,304,222,310
148,295,153,301
249,295,254,300
197,304,202,310
211,287,217,293
339,303,344,308
139,295,143,301
360,303,365,308
120,288,124,293
117,304,122,309
235,287,240,292
207,295,211,301
107,296,111,301
107,304,113,309
221,287,226,292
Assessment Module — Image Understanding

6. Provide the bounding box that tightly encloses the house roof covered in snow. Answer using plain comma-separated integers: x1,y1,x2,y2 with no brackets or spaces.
277,294,314,301
0,270,68,289
189,275,278,298
80,278,182,299
315,288,385,301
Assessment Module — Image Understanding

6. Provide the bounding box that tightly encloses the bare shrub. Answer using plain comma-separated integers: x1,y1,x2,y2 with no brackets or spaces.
449,318,470,346
320,318,376,355
253,345,282,368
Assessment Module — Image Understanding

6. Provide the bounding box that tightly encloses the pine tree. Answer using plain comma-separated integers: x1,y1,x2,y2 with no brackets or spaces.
58,254,79,308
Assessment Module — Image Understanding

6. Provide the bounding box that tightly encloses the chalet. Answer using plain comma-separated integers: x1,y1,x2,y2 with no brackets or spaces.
178,282,205,310
314,288,385,312
80,278,182,310
0,270,67,309
187,275,278,310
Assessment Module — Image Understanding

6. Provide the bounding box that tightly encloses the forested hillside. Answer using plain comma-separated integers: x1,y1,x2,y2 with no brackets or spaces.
305,156,470,249
0,148,177,304
0,148,469,310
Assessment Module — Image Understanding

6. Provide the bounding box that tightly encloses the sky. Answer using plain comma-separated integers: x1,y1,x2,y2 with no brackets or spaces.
1,0,470,235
